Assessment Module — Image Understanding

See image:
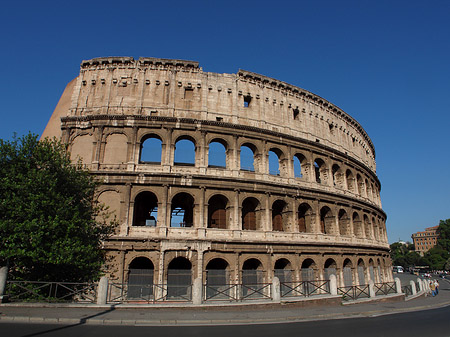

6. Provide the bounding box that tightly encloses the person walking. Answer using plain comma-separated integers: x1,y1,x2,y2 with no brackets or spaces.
434,279,439,295
430,281,436,296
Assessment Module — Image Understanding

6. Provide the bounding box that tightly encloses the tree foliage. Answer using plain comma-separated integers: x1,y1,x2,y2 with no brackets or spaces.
437,219,450,252
390,242,424,268
0,133,115,282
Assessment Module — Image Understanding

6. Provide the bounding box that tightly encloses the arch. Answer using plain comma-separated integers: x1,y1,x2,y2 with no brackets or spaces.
104,133,128,164
70,134,93,164
293,153,308,179
332,164,344,188
353,212,363,238
208,140,227,168
372,216,379,240
301,258,316,281
368,258,375,282
338,209,350,236
268,150,280,175
274,258,293,294
205,258,230,299
97,190,121,224
207,194,229,229
242,197,261,230
356,174,364,196
127,257,154,300
346,169,355,192
133,191,158,226
272,200,288,232
167,257,192,299
320,206,334,234
343,258,354,286
240,143,256,172
357,259,366,285
298,203,313,233
174,137,196,166
363,214,372,239
170,192,194,227
140,135,162,163
242,258,264,297
324,258,337,281
314,158,327,184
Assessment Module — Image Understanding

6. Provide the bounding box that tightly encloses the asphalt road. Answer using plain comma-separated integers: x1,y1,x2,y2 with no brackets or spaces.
2,304,450,337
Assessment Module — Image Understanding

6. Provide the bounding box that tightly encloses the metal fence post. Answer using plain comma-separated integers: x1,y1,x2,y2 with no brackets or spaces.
272,276,280,303
0,266,8,303
192,277,202,305
394,277,402,294
329,274,338,296
97,276,109,305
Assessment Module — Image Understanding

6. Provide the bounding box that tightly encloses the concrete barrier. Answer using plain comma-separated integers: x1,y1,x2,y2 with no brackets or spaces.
271,277,280,303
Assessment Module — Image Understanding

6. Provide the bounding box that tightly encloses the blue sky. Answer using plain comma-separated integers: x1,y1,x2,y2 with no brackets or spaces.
1,0,449,243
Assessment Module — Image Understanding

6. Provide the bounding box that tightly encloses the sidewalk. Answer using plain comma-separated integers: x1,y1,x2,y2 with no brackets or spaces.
1,280,449,326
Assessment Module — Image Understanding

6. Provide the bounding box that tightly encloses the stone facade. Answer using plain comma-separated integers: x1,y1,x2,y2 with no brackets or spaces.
42,57,392,296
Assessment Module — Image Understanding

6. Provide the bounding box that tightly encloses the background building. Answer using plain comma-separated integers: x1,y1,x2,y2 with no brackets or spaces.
412,226,439,255
42,57,392,300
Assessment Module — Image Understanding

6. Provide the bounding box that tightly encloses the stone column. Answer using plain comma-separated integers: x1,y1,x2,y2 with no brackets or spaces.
264,193,271,231
272,276,281,303
192,277,202,305
368,279,376,298
329,274,338,296
233,189,240,230
163,185,170,228
198,186,206,228
96,276,109,305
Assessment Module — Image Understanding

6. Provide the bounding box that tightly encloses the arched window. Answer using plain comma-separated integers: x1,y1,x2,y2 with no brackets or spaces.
357,174,364,196
167,257,192,299
364,214,372,239
346,169,355,192
205,258,230,300
170,193,194,227
140,135,162,163
208,140,227,168
174,138,195,166
268,150,280,175
314,158,326,184
357,259,366,285
274,258,293,284
133,191,158,226
240,144,255,172
298,203,313,233
343,259,354,287
242,197,261,230
272,200,288,232
353,212,363,238
324,258,337,281
332,164,343,188
207,195,228,229
127,257,154,300
301,259,316,282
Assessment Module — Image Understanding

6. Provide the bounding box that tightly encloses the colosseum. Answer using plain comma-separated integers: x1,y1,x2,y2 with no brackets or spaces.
42,56,392,302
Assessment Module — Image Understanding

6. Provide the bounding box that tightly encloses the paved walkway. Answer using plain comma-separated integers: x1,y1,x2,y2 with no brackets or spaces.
1,278,449,326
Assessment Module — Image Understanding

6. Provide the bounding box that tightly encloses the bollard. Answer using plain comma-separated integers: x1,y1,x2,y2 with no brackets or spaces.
417,278,423,292
410,280,417,295
0,266,8,303
394,277,402,294
329,274,338,296
192,277,202,305
96,276,109,305
368,280,376,298
271,276,281,303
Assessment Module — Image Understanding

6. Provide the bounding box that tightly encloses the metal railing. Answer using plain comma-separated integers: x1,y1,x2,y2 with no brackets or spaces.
107,283,192,303
338,284,370,301
374,282,397,296
241,283,272,300
5,281,97,303
280,280,330,298
203,284,240,301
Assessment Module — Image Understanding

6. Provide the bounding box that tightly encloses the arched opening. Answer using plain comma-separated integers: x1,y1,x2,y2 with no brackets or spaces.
353,212,363,238
170,193,194,227
346,169,355,192
274,258,292,296
357,174,364,196
140,135,162,163
242,197,261,230
332,164,343,188
207,194,229,229
320,206,334,234
205,258,230,300
208,140,226,168
338,209,350,236
314,158,327,184
368,259,375,282
298,203,313,233
127,257,154,300
301,258,317,295
272,200,288,232
167,257,192,299
372,216,379,240
240,144,256,172
324,258,337,281
242,258,264,298
357,259,366,285
174,137,196,166
364,214,372,239
293,153,307,179
343,259,354,287
268,150,280,175
133,191,158,226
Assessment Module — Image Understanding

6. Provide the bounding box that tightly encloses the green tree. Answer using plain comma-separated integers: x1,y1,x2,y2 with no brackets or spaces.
437,219,450,252
423,246,449,270
0,133,115,282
